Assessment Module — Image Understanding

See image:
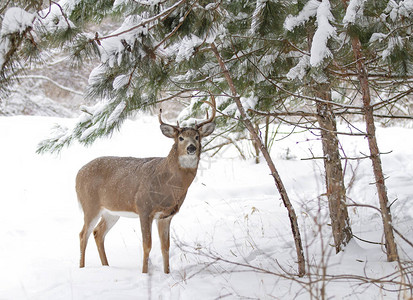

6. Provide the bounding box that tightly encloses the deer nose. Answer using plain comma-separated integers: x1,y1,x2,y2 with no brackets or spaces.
187,144,197,155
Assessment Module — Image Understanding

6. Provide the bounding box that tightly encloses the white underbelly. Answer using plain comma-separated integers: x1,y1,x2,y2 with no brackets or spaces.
103,208,139,218
102,209,169,220
154,212,164,220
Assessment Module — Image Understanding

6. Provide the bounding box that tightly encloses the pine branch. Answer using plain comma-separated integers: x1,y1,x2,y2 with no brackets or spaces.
1,26,35,73
51,1,72,29
153,0,198,51
228,42,362,111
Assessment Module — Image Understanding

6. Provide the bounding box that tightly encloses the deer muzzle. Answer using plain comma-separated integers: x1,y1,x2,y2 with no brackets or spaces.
187,144,197,155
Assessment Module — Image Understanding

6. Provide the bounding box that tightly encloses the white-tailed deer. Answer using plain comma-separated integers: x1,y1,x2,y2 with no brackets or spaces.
76,98,216,274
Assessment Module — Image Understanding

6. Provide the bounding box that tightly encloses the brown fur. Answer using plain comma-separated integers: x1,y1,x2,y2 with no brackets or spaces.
76,123,215,273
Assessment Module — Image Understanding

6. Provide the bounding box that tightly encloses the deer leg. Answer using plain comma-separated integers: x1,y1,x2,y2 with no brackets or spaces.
93,213,119,266
79,213,101,268
140,216,153,273
157,217,172,274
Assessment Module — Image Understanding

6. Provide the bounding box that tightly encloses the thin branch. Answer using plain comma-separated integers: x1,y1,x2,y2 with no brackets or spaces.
0,0,12,14
353,234,383,245
51,1,71,29
16,75,84,96
95,0,187,42
249,108,316,118
250,107,413,121
154,0,198,51
393,227,413,249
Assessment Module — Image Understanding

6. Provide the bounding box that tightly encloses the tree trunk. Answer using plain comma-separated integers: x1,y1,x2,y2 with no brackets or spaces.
211,42,305,276
347,31,399,262
304,23,352,252
252,122,261,164
315,86,353,253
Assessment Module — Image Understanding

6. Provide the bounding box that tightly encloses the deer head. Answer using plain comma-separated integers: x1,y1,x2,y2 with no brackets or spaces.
158,96,216,169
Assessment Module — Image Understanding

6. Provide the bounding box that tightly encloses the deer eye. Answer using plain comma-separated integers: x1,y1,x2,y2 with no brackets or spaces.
195,136,199,140
179,137,184,141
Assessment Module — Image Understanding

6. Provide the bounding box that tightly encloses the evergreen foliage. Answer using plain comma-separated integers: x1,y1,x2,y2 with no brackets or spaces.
0,0,412,152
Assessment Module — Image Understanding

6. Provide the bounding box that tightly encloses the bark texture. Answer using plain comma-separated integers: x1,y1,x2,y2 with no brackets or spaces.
347,29,399,262
315,86,353,253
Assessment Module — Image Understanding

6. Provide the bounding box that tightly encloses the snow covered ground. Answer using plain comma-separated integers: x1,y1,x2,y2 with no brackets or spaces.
0,115,412,299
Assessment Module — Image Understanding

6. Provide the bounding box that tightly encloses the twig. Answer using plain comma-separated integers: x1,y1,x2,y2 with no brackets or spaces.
16,75,83,96
353,234,383,245
393,227,413,249
95,0,187,42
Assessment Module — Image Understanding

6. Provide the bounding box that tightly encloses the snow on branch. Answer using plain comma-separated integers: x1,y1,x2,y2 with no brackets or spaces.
386,0,413,21
0,1,78,72
284,0,320,31
1,7,34,36
284,0,336,68
174,34,204,63
106,100,127,128
36,0,75,31
77,97,127,142
369,0,413,59
99,15,149,67
310,0,336,67
343,0,366,25
96,0,186,66
36,94,130,153
287,55,310,80
250,0,267,34
0,7,35,69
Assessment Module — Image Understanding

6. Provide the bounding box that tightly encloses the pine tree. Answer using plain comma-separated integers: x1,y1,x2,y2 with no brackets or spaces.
2,0,308,275
340,0,407,262
281,0,411,261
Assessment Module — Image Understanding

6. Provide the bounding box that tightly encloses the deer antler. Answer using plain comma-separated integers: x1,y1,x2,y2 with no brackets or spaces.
195,94,216,129
158,108,180,130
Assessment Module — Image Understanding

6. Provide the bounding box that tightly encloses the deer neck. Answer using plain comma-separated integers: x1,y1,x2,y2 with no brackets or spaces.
165,143,198,186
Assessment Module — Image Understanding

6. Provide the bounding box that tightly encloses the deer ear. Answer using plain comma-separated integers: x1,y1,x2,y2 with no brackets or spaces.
199,122,215,137
160,124,177,138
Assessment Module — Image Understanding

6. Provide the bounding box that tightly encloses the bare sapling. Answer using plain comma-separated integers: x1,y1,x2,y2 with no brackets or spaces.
210,42,305,277
76,98,216,273
342,13,399,261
